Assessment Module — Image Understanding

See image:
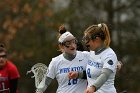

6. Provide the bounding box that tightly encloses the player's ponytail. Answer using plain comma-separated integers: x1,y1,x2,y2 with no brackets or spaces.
100,23,110,48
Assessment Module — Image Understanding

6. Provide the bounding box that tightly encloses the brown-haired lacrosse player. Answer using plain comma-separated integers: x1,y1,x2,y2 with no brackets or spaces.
36,25,88,93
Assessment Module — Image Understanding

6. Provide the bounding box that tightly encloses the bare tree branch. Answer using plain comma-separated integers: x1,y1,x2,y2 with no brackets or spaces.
114,0,138,12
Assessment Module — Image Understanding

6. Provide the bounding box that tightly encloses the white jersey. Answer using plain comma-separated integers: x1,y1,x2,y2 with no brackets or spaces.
86,48,118,93
47,51,88,93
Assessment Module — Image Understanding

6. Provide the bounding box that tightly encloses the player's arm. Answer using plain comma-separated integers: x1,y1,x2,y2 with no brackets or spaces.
36,76,52,93
88,68,112,92
10,78,18,93
68,71,87,79
78,71,87,79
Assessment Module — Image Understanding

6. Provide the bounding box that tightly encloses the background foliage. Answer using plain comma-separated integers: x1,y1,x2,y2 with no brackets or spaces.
0,0,140,93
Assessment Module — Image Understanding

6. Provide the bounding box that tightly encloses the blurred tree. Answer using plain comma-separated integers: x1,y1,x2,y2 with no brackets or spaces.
0,0,60,93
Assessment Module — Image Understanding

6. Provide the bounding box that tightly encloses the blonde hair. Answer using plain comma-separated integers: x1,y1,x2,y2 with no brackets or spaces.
84,23,111,47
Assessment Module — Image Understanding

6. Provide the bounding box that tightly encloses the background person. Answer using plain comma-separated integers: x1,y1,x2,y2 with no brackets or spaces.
0,43,20,93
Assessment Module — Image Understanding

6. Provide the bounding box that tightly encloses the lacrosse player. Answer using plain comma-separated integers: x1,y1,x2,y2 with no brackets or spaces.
0,43,20,93
68,23,120,93
36,25,88,93
82,23,118,93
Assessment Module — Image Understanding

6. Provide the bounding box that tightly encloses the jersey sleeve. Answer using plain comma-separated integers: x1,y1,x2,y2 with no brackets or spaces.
8,62,20,80
102,53,118,72
46,59,57,79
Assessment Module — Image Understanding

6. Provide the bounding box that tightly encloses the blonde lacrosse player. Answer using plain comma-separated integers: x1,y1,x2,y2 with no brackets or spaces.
69,23,119,93
83,23,118,93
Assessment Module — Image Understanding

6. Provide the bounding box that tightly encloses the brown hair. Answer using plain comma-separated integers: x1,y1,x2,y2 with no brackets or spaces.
84,23,111,47
57,25,67,52
57,24,67,39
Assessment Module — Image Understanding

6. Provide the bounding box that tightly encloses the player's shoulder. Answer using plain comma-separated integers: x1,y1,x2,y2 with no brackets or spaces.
102,47,115,54
49,54,66,68
52,54,63,60
77,51,90,56
101,47,117,58
50,54,63,64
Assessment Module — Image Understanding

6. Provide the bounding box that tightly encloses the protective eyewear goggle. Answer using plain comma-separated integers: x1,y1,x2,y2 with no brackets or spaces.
61,39,78,48
82,36,91,44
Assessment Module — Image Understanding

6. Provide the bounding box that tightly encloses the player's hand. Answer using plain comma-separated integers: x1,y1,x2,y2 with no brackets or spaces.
84,86,95,93
68,71,78,79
